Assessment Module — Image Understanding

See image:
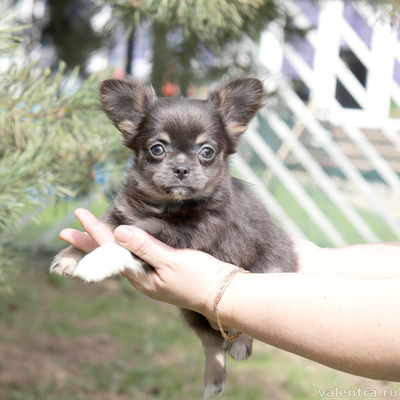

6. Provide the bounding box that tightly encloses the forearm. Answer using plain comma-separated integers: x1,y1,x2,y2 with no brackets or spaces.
299,241,400,275
61,217,400,381
212,272,400,381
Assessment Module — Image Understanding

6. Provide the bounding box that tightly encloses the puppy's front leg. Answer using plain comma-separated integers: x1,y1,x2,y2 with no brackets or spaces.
70,217,164,282
50,246,86,276
72,240,146,282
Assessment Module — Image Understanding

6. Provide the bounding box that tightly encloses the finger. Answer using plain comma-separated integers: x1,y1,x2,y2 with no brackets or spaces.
74,208,114,246
60,228,99,253
114,226,177,269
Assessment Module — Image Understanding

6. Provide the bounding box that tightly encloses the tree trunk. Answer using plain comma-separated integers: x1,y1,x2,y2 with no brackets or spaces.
151,22,168,96
125,29,135,75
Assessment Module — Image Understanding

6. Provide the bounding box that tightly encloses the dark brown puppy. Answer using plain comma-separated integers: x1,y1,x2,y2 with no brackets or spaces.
50,77,297,399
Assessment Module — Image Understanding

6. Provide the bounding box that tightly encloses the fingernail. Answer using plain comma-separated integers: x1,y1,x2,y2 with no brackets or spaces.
114,227,133,243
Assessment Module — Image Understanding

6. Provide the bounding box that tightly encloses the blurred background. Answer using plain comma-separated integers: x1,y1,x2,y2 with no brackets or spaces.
2,0,400,399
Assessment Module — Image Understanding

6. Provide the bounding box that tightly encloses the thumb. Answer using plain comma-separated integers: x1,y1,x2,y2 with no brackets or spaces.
114,226,175,268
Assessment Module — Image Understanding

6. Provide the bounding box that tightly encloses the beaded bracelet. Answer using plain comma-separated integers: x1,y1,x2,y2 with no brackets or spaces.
213,267,250,342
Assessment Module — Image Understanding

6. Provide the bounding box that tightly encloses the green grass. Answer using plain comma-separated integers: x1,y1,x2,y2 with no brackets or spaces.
2,267,400,400
269,178,398,246
231,156,397,247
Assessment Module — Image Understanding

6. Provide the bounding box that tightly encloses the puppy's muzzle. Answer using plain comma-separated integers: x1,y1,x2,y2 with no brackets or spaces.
173,165,190,180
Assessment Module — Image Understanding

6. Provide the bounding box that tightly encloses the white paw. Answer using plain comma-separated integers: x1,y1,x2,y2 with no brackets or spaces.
204,381,225,400
50,256,79,276
73,240,145,282
50,246,86,276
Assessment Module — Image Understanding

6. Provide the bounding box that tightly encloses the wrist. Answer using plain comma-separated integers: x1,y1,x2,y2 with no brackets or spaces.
205,268,252,330
198,264,238,320
212,268,250,341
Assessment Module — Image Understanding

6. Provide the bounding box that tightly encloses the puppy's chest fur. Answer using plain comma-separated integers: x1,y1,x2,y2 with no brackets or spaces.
102,177,296,274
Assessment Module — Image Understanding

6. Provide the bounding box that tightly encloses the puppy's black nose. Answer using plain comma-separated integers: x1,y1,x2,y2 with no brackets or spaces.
173,166,190,180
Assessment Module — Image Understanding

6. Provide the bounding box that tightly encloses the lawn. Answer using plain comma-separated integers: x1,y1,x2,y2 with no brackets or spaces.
1,256,400,400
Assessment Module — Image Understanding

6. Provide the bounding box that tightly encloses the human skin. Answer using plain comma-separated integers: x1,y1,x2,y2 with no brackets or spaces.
60,208,400,382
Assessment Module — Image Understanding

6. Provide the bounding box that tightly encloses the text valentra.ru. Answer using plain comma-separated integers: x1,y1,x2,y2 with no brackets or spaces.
318,387,398,398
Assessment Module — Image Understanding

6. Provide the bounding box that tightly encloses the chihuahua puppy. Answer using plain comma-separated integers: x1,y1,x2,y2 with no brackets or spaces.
50,77,297,399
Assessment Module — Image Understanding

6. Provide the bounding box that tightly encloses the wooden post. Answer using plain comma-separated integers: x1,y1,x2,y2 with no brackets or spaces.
366,21,396,125
312,0,343,112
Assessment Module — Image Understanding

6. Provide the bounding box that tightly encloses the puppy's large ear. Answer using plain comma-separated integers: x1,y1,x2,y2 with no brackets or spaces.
99,78,156,148
207,78,265,153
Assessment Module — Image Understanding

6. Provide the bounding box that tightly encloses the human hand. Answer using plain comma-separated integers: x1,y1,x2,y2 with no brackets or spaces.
60,209,236,319
113,226,237,318
61,210,326,316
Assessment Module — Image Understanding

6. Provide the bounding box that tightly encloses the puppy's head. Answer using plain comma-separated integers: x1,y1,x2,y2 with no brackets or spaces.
99,77,264,202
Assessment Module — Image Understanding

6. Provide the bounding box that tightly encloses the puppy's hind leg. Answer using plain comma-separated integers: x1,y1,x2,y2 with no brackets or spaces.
198,330,226,400
223,330,253,361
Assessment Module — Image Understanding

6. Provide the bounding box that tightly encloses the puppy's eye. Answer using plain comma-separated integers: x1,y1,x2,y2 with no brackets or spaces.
150,145,165,157
200,147,214,159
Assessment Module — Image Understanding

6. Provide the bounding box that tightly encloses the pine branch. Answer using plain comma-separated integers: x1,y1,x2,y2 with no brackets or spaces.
0,8,29,55
0,8,130,294
106,0,270,40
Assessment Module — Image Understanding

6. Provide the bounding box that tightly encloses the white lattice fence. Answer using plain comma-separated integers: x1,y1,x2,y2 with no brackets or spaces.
262,0,400,129
237,0,400,247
